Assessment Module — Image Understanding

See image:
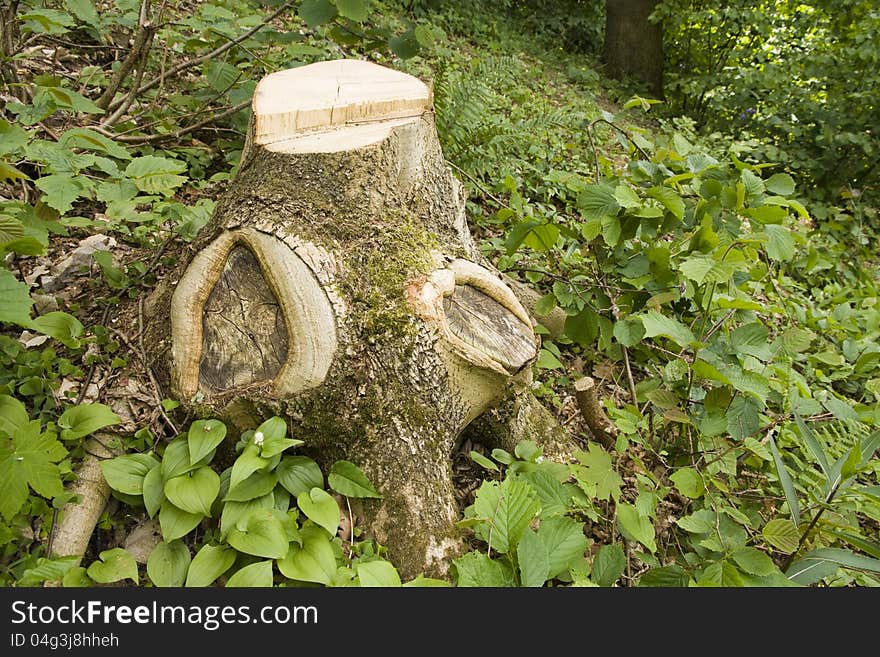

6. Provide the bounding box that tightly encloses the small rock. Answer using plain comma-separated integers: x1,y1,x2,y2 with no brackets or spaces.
32,293,59,314
123,519,162,564
42,234,117,293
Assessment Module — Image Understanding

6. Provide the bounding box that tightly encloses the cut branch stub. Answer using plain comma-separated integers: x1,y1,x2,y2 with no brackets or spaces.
170,228,336,400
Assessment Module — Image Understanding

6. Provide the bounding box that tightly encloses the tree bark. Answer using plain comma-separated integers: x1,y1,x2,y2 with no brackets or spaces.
603,0,664,97
143,59,579,579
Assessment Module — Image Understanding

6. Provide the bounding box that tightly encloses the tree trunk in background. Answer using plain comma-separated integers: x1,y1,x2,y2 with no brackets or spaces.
603,0,664,97
143,59,579,580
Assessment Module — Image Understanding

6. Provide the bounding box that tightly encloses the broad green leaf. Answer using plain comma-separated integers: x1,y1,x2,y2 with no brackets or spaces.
765,173,795,196
453,551,514,587
44,86,102,113
0,214,24,244
0,269,35,328
677,509,716,534
565,308,598,346
519,470,572,517
763,224,795,261
0,421,66,519
769,434,800,527
31,311,83,349
741,169,765,199
224,471,277,502
142,465,164,518
536,516,587,579
638,310,695,348
730,322,772,361
731,547,779,576
357,560,402,587
613,317,645,347
336,0,368,22
573,444,623,502
726,395,762,440
536,348,563,369
187,419,226,466
638,564,690,587
21,9,74,34
762,518,800,554
276,456,324,496
64,0,100,27
18,556,80,586
253,416,299,459
146,540,190,587
647,186,684,220
227,508,289,559
185,544,236,587
100,453,159,496
59,128,129,159
278,525,337,584
505,219,541,254
617,503,656,553
35,174,89,214
592,543,625,587
523,224,559,251
226,560,274,587
203,60,240,95
86,548,138,584
158,499,203,541
0,161,31,182
517,529,549,587
614,184,641,208
298,0,337,27
0,394,29,437
0,119,29,156
577,184,619,220
296,487,339,535
58,403,121,441
669,467,705,499
328,460,381,498
164,467,220,516
471,478,540,554
678,253,735,285
124,156,187,195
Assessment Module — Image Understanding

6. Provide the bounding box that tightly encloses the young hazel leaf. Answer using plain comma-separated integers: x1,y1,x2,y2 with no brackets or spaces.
517,529,549,587
592,543,626,587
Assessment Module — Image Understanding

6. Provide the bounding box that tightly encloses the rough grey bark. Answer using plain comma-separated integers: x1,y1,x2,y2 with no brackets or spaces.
603,0,664,97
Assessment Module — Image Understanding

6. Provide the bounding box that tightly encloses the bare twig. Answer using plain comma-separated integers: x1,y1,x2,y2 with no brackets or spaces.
109,0,296,111
95,0,154,110
109,99,251,144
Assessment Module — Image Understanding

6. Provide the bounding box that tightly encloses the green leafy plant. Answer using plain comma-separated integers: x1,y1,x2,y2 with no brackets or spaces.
86,415,442,587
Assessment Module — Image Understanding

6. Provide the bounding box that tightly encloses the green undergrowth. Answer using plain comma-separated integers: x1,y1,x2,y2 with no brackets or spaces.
1,0,878,587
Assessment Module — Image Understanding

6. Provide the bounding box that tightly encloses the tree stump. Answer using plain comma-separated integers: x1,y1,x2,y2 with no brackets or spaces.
144,59,577,578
